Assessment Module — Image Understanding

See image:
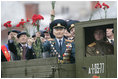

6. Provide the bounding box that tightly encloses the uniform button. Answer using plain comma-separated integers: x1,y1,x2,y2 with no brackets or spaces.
96,51,99,54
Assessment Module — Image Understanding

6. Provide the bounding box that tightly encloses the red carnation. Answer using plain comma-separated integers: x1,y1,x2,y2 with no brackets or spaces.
21,19,24,21
37,15,44,20
7,21,11,24
18,19,26,26
27,18,30,22
32,20,36,24
19,21,26,25
32,14,44,23
102,3,107,6
95,1,102,9
102,3,109,9
97,1,100,5
102,2,109,19
21,19,26,25
32,14,44,31
107,5,109,8
16,19,26,28
3,21,12,28
39,15,44,20
32,22,37,26
99,4,102,8
7,24,12,27
44,27,49,32
3,23,7,27
32,14,38,22
16,24,20,27
95,4,98,8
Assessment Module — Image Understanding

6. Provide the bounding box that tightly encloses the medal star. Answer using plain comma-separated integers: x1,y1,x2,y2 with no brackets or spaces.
57,23,61,26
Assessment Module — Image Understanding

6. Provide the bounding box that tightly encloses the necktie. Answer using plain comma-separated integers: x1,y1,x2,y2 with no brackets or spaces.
111,40,114,45
22,46,26,59
59,40,62,51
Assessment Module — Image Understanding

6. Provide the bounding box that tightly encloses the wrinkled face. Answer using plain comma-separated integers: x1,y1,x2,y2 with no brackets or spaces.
9,32,18,38
106,28,113,37
94,30,105,41
53,28,65,38
19,35,28,44
70,27,75,37
44,33,51,39
64,30,72,37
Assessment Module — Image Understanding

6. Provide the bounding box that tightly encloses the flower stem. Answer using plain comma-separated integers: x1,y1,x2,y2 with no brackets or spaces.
98,9,102,19
37,20,39,32
52,1,56,9
105,8,107,19
8,27,11,31
51,1,56,22
89,13,93,21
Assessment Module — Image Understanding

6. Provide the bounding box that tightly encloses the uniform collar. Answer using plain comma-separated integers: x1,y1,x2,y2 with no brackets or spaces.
56,37,63,46
56,37,63,41
107,38,114,43
20,43,27,47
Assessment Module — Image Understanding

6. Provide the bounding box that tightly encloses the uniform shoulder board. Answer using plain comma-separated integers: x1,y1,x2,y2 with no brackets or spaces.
105,41,112,45
48,38,54,41
65,39,73,43
88,42,96,47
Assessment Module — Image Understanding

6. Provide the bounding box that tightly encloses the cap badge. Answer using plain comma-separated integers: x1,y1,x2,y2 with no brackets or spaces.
57,23,61,26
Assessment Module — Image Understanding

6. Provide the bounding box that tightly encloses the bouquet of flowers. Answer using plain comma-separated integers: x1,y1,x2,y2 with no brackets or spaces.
32,14,44,32
16,18,30,37
31,14,44,58
89,1,110,20
3,21,12,31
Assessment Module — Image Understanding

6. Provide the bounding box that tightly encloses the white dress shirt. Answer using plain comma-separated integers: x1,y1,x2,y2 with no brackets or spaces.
21,43,32,49
107,38,114,43
56,37,63,47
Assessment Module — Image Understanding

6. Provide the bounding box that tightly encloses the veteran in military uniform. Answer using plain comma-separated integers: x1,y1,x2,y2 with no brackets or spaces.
67,20,79,40
8,32,35,60
43,19,75,64
106,27,114,45
86,28,114,57
1,30,21,62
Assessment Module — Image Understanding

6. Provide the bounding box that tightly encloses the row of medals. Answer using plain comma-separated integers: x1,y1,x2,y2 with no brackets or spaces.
50,41,72,64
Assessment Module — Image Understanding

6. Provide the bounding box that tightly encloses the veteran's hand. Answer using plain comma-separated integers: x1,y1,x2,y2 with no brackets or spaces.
40,37,46,43
27,37,35,46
